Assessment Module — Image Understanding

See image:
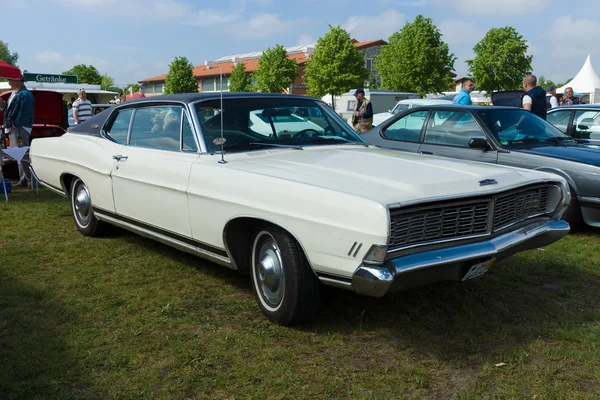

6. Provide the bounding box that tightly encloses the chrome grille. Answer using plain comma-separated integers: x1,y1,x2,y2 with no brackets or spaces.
493,186,549,230
389,200,490,249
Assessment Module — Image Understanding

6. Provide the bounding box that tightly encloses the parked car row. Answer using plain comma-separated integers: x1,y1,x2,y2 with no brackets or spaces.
30,93,578,325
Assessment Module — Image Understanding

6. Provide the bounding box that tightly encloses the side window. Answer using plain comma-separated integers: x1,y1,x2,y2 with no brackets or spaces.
573,110,600,139
546,110,571,134
424,110,486,147
382,110,428,143
105,109,133,144
129,106,182,151
182,113,198,152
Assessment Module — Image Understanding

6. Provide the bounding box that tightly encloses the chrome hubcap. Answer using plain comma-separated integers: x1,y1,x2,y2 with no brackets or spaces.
74,182,91,226
255,234,284,307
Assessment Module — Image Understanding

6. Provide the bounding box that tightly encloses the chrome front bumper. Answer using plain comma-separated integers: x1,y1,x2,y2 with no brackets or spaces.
352,219,570,298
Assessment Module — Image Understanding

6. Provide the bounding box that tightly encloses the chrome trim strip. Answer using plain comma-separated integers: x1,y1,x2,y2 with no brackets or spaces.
318,276,353,290
30,167,67,197
579,196,600,208
95,212,234,269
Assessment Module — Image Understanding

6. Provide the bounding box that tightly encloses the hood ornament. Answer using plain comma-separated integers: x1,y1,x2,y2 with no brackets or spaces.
478,179,498,186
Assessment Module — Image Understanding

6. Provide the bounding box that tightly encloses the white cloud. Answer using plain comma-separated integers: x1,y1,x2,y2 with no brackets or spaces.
54,0,244,26
34,51,109,73
343,10,405,41
439,20,482,46
547,16,600,58
227,13,299,38
296,33,315,46
454,0,548,15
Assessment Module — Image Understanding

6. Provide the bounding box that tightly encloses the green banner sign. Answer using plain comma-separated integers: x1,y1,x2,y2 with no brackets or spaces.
23,73,78,84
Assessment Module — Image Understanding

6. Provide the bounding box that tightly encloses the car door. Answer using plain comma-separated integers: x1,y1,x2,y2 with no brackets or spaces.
375,110,428,153
111,104,200,238
546,109,573,135
418,109,499,163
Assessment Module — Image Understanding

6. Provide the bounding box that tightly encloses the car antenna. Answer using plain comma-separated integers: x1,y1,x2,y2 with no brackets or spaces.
217,63,227,164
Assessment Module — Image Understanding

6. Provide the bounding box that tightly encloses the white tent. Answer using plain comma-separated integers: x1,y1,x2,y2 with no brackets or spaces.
557,55,600,103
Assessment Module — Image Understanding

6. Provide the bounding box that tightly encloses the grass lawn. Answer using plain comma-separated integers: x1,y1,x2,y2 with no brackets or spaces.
1,187,599,400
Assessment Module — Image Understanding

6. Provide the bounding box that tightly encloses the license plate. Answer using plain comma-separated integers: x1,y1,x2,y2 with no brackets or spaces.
462,259,496,281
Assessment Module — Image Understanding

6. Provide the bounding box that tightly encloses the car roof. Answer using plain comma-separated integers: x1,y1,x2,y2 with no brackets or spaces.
548,104,600,111
398,99,452,104
122,92,318,105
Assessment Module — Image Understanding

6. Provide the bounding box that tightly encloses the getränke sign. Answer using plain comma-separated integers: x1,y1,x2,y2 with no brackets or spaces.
23,73,78,84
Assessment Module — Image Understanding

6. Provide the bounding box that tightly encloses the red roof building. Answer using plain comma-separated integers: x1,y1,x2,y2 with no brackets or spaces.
139,39,388,96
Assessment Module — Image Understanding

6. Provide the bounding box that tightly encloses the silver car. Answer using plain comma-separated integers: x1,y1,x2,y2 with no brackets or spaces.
362,105,600,228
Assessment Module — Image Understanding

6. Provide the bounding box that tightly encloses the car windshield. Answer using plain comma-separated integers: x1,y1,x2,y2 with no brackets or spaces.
477,109,570,146
196,98,365,152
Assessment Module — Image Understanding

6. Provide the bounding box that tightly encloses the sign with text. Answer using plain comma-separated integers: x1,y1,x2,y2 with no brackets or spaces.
23,73,78,84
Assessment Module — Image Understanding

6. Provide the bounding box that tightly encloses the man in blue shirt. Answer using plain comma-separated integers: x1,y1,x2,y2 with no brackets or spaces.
453,79,475,105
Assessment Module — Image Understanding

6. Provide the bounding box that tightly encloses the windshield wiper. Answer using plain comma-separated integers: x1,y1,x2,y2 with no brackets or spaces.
308,136,369,147
220,142,303,152
546,137,576,145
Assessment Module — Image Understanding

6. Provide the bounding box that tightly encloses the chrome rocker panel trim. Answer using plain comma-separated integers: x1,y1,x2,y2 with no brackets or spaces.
352,218,570,298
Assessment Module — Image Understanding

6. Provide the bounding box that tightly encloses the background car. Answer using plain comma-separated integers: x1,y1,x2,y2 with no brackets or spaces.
372,98,453,126
68,104,112,126
30,93,570,325
547,104,600,144
362,104,600,228
248,109,325,137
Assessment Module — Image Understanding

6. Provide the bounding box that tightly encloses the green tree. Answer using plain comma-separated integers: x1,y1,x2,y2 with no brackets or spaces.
537,76,556,90
557,78,573,88
0,40,19,66
466,27,532,93
125,83,142,94
100,73,121,93
374,15,456,96
304,25,369,107
63,64,103,85
228,62,253,92
164,56,198,94
253,44,298,93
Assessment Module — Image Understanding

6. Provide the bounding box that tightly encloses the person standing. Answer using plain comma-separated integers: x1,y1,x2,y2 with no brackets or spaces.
72,88,93,124
521,74,547,120
0,71,35,187
453,79,475,105
560,87,583,106
545,86,559,109
352,88,373,132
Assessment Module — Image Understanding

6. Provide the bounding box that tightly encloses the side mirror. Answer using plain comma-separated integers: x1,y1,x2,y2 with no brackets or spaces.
468,138,490,150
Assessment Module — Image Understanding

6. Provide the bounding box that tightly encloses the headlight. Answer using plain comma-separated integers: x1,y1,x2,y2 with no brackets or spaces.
363,245,388,265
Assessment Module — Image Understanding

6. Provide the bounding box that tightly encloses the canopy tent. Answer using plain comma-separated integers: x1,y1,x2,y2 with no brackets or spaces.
557,55,600,103
0,81,117,104
0,61,22,80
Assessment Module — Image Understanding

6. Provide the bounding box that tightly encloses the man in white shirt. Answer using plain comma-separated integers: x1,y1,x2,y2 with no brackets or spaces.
546,86,559,109
72,88,93,124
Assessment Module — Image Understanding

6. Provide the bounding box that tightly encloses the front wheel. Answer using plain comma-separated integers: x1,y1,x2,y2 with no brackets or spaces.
250,225,319,326
70,178,107,237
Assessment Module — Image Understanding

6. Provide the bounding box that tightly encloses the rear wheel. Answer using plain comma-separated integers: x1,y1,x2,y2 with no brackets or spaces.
250,224,319,326
70,178,107,237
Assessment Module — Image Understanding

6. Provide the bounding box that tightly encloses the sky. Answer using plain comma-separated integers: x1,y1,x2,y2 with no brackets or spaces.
1,0,599,88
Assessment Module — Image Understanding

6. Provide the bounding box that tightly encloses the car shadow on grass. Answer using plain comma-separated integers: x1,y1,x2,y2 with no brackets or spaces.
0,270,101,399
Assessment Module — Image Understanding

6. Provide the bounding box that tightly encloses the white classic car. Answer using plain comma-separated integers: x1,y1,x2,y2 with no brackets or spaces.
30,93,571,325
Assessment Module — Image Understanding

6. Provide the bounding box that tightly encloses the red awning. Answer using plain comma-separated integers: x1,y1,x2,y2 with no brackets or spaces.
0,61,22,80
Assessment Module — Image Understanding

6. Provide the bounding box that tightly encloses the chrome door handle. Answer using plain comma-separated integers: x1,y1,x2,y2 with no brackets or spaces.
112,154,128,161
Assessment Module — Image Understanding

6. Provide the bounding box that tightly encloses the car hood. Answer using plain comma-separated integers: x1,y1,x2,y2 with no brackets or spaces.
1,90,66,126
225,146,553,205
512,144,600,167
